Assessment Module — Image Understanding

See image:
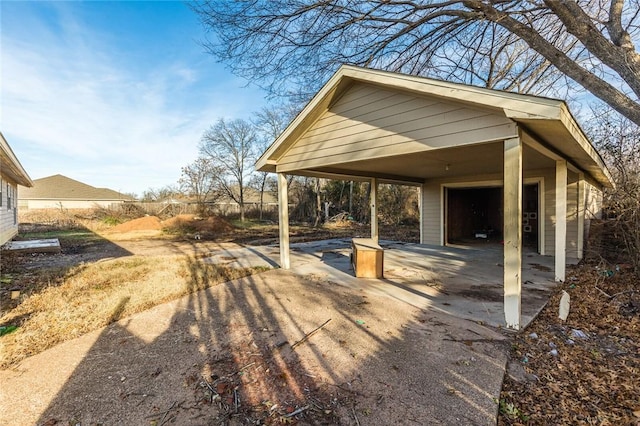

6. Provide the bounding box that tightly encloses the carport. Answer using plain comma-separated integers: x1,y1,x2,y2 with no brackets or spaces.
256,65,612,329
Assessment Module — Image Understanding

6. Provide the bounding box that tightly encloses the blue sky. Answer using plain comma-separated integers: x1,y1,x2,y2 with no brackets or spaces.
1,1,269,196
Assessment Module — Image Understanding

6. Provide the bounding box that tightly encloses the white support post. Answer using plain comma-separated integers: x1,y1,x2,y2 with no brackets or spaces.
555,161,567,281
503,137,523,330
577,173,585,260
538,178,546,256
370,178,379,243
277,173,290,269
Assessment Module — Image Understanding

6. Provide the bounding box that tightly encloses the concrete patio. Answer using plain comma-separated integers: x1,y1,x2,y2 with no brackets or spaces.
206,239,568,329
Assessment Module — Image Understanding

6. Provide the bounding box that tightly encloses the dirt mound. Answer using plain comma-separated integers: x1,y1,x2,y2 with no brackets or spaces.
111,216,162,233
161,214,235,235
196,216,235,234
160,214,197,231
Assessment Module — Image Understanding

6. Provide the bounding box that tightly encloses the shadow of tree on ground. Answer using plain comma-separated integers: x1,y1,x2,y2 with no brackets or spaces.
21,253,508,425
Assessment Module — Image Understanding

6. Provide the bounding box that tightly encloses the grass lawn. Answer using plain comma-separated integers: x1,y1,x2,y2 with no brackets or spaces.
0,230,268,368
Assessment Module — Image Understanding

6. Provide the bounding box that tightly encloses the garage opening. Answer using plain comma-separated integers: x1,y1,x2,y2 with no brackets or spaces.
444,184,539,251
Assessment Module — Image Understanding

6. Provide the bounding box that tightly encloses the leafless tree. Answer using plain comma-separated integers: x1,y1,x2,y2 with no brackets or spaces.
289,176,319,223
192,0,640,125
587,106,640,275
252,105,296,220
141,185,180,202
200,118,257,222
178,156,223,216
378,184,419,226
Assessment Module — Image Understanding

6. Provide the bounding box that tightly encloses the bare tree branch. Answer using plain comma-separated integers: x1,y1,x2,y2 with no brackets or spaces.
464,0,640,124
200,118,258,222
179,157,223,215
541,0,640,97
192,0,640,125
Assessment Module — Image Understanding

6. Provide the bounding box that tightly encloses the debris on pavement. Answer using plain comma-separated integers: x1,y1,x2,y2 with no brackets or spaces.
290,318,332,350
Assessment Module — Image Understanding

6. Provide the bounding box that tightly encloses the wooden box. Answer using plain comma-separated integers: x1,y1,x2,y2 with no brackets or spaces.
351,238,384,278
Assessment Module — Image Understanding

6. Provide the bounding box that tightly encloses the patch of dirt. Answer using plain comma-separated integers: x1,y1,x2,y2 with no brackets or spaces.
2,218,494,425
162,214,235,236
499,263,640,425
111,216,162,232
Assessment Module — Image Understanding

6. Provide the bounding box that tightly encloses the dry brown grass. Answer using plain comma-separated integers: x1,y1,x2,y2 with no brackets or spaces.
499,264,639,424
0,255,267,368
19,208,115,233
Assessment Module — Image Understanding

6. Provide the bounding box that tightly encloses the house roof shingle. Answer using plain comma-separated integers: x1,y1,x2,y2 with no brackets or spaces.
19,174,134,201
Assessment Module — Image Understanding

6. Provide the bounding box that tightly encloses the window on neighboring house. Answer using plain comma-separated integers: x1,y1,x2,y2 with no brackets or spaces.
7,182,12,210
0,178,3,207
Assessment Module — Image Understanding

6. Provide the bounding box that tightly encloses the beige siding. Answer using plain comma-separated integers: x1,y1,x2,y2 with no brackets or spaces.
0,177,19,245
539,168,587,258
420,169,587,261
416,166,598,265
421,181,442,245
566,181,579,259
278,83,517,172
542,168,556,256
583,182,603,254
584,182,603,220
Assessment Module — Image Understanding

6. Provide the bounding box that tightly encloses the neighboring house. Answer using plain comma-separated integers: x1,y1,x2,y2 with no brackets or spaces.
257,65,612,329
1,133,33,245
19,174,134,209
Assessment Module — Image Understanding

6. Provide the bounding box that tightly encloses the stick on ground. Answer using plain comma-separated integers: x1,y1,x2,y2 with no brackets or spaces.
284,405,311,418
291,319,331,349
352,406,361,426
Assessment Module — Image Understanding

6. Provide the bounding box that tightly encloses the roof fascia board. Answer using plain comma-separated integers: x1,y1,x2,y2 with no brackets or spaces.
256,65,611,190
0,132,33,187
256,65,565,172
558,105,613,186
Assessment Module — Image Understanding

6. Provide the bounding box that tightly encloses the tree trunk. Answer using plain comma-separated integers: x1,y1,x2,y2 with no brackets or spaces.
349,181,354,215
314,178,322,227
259,175,266,221
239,186,245,222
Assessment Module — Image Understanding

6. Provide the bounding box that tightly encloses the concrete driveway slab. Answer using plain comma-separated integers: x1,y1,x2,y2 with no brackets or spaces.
207,239,560,328
1,269,508,425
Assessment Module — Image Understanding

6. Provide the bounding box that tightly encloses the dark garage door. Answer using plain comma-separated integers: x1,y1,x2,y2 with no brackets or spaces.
446,185,539,251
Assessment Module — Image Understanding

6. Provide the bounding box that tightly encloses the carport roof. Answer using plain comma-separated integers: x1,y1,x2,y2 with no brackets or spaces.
257,65,612,188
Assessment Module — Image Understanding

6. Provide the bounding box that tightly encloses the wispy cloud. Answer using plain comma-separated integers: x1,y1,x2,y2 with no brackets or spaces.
1,2,266,195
